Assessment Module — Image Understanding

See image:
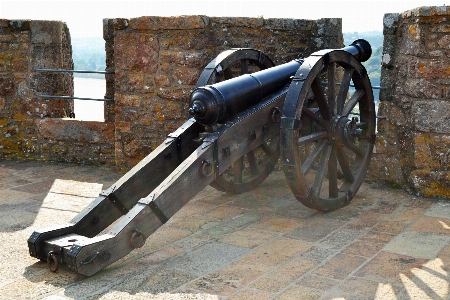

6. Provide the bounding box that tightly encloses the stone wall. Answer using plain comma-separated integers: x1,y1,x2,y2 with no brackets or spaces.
104,16,343,170
371,6,450,197
0,20,115,165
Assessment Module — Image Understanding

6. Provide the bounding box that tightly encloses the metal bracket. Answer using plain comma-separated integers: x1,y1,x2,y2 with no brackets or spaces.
138,195,169,224
100,186,129,215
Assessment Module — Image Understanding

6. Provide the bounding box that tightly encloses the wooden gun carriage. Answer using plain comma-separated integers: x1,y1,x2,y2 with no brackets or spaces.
28,40,376,276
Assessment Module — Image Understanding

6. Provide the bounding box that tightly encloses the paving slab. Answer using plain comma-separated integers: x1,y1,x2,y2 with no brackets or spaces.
0,160,449,299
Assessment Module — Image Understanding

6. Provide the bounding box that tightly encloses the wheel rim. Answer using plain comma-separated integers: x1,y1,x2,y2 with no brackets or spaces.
281,50,376,211
196,49,280,194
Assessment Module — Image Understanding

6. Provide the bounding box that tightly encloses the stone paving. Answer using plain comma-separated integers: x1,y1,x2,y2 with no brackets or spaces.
0,160,450,299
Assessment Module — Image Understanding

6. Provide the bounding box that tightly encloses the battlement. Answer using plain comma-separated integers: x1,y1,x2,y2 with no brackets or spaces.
1,8,450,198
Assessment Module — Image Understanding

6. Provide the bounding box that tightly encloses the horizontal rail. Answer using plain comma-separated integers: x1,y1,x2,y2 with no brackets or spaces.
322,81,387,90
35,68,114,74
38,94,114,102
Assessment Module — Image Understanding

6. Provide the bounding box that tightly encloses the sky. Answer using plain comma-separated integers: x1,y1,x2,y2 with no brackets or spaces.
0,0,446,37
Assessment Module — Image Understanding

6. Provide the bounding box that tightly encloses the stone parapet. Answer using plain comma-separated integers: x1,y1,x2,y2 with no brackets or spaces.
371,6,450,198
0,20,75,161
105,15,342,170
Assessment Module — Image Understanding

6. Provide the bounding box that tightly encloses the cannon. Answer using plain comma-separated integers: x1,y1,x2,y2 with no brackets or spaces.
28,40,375,276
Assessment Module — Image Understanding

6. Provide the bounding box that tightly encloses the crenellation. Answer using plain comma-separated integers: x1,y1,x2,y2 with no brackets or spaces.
1,9,448,199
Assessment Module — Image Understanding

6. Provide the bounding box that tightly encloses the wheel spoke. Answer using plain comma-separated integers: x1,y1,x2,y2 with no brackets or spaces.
336,147,354,183
342,89,365,116
336,68,354,114
298,131,327,146
312,144,332,196
302,107,328,128
301,139,327,174
311,77,332,120
328,144,338,198
233,157,244,183
346,140,365,157
327,62,336,115
246,150,260,175
240,59,249,75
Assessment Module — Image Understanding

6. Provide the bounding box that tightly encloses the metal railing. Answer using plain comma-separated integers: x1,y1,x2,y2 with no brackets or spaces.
36,68,114,102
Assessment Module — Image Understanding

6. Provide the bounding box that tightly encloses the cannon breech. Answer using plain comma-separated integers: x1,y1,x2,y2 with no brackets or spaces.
28,39,376,276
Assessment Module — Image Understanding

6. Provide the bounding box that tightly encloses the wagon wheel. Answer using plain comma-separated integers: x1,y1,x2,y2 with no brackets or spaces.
196,48,280,194
281,49,375,212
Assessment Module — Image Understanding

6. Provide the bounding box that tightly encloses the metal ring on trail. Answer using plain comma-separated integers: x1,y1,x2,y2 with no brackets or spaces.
47,251,59,272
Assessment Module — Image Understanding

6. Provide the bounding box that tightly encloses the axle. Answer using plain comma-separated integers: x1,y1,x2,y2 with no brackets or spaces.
189,39,372,126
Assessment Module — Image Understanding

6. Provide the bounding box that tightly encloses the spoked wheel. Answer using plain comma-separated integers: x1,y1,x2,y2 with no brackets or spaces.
281,49,376,212
195,48,280,194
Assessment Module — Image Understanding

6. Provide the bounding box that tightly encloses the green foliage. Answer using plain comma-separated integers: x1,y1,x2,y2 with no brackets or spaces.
72,37,106,79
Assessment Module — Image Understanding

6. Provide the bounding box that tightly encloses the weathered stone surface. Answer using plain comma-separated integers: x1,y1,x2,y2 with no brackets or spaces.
115,32,159,73
416,58,450,79
30,20,62,44
375,7,450,198
157,88,191,102
316,18,342,37
8,20,30,31
264,18,313,31
173,67,201,85
0,77,15,97
412,100,450,133
130,15,205,31
404,79,442,99
383,13,400,35
30,44,63,69
409,169,450,197
115,93,141,107
209,17,264,28
36,119,114,144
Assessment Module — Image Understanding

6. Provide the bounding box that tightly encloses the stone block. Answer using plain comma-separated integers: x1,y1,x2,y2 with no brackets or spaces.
209,17,263,29
157,88,190,102
315,18,342,37
30,20,62,44
30,44,62,69
8,20,30,32
114,93,141,107
173,67,201,85
409,169,450,197
412,133,433,169
35,119,114,144
412,100,450,133
0,77,14,97
399,23,427,56
102,18,115,41
130,15,205,31
438,35,450,49
264,18,313,31
0,19,8,28
115,32,159,73
383,13,400,35
160,50,210,68
381,34,397,68
29,72,66,95
404,78,442,99
416,58,450,79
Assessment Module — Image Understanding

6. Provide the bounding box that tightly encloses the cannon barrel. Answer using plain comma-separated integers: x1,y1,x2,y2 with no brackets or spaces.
189,39,372,126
